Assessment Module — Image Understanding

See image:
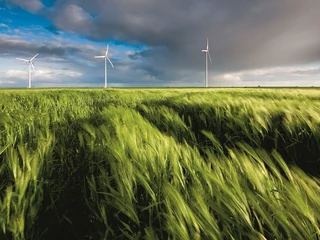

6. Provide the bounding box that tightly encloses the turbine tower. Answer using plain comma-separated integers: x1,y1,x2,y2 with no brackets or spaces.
201,38,212,88
94,45,114,88
16,53,39,88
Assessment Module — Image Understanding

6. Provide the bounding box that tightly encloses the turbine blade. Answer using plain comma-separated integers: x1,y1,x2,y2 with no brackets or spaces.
206,38,209,50
107,57,114,68
31,53,39,61
16,58,29,62
30,62,36,71
208,51,212,64
95,56,105,58
106,45,109,56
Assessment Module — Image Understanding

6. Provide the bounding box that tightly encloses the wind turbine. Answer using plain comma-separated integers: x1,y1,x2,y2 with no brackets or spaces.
16,53,39,88
94,45,114,88
201,38,212,88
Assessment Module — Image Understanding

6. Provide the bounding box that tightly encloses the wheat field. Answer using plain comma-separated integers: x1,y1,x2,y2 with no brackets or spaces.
0,88,319,239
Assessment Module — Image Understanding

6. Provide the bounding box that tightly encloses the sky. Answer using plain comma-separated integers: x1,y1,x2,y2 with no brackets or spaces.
0,0,319,88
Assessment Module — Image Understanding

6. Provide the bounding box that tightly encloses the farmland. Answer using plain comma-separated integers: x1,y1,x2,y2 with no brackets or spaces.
0,88,319,239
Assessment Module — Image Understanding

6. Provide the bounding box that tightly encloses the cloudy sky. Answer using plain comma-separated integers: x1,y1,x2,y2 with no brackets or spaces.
0,0,319,87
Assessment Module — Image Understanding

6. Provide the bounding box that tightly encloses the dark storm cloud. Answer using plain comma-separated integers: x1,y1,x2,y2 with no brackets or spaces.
41,0,320,75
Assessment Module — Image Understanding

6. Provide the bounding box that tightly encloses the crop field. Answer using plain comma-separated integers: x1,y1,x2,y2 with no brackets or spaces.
0,88,319,239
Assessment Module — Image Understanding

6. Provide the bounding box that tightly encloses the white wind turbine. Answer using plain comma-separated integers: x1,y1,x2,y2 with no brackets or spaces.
94,45,114,88
201,38,212,88
16,53,39,88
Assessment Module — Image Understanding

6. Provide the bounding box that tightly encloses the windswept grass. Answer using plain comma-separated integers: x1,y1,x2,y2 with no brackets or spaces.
0,88,319,239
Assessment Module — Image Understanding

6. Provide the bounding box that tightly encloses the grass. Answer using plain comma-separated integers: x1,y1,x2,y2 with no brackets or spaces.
0,88,319,239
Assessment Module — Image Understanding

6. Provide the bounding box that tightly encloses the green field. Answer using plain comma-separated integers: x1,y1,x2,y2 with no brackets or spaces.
0,88,319,239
